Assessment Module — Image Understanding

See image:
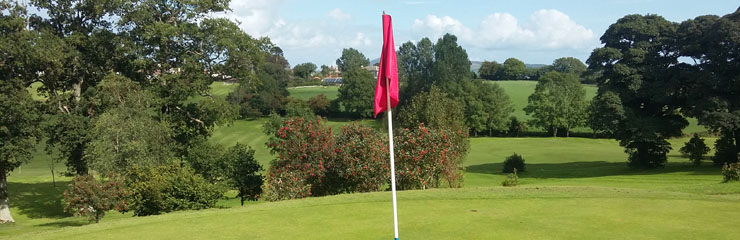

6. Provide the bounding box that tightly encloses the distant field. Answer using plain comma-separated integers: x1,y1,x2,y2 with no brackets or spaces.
288,86,340,100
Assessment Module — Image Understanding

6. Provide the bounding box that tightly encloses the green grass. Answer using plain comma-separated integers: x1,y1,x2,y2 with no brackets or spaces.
6,134,740,239
288,86,340,100
6,81,733,239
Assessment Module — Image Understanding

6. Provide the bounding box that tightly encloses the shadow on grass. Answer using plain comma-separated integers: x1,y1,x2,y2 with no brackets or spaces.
466,161,721,179
8,181,72,219
36,219,88,228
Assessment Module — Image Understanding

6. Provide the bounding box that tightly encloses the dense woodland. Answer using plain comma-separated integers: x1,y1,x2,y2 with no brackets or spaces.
1,0,739,224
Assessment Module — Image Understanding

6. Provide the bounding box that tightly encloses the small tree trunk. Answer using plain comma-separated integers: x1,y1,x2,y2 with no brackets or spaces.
566,128,570,138
553,127,558,137
0,172,14,224
734,130,740,162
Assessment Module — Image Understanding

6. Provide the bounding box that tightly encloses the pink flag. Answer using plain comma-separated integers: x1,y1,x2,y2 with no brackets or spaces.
374,14,399,118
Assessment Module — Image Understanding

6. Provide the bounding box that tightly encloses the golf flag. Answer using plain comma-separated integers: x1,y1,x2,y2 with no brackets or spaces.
374,13,399,118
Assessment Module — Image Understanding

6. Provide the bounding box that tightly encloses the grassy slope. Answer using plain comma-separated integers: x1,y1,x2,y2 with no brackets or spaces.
288,86,340,100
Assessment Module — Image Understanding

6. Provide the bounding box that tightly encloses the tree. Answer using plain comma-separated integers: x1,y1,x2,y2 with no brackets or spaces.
222,143,263,205
675,11,740,163
397,86,466,131
501,58,526,80
336,48,369,72
551,57,587,76
587,91,625,137
0,3,42,223
524,72,588,137
293,62,317,80
680,134,710,165
320,64,332,76
432,34,472,89
0,81,41,223
587,14,686,168
397,38,435,101
478,61,502,80
336,68,375,118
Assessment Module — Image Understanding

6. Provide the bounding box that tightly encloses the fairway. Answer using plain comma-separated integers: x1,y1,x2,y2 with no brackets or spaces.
288,86,340,100
5,134,740,239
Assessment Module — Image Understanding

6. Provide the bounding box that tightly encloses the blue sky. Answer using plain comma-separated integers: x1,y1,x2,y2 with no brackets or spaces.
221,0,738,67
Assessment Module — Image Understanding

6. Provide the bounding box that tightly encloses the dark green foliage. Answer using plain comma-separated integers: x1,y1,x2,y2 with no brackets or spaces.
501,168,518,187
432,34,472,88
63,174,129,223
551,57,587,77
222,144,263,205
308,94,330,115
508,117,527,137
186,142,263,205
478,61,502,80
587,14,687,168
587,91,624,137
284,97,316,120
127,162,226,216
397,86,466,131
679,134,710,165
397,38,435,99
44,113,90,175
293,62,317,80
722,163,740,182
713,133,739,166
501,58,526,80
625,138,671,168
336,68,375,118
503,153,525,173
336,48,370,72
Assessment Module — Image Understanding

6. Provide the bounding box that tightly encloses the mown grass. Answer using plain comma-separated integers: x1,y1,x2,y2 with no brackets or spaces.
288,86,340,100
6,81,735,239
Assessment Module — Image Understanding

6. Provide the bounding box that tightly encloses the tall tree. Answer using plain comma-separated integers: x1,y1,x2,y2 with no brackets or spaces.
501,58,526,80
524,72,587,137
432,34,472,89
335,48,369,72
587,14,686,168
397,37,435,102
587,91,625,137
0,2,42,224
675,10,740,164
336,68,375,118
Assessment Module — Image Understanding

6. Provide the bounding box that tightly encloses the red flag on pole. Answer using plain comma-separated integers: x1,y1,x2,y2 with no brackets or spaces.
374,14,399,118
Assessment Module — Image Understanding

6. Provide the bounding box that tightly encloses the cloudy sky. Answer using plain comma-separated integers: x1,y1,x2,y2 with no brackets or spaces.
216,0,737,67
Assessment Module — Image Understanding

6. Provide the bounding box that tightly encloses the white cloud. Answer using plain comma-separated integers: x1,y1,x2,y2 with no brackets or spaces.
328,8,351,21
412,9,596,50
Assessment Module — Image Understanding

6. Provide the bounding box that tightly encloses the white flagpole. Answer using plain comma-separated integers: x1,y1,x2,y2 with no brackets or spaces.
386,76,399,240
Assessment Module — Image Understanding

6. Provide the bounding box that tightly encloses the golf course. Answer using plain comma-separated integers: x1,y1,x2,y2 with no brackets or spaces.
3,82,739,239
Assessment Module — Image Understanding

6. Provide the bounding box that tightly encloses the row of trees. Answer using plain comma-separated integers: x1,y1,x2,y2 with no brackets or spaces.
478,57,588,82
1,0,273,223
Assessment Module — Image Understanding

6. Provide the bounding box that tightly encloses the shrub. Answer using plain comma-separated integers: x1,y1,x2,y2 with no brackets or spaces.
394,124,469,190
308,94,330,115
722,162,740,182
679,133,710,165
625,138,671,168
713,133,738,166
334,123,390,193
508,116,527,137
501,168,519,187
63,175,128,223
264,117,336,201
503,153,525,173
127,162,226,216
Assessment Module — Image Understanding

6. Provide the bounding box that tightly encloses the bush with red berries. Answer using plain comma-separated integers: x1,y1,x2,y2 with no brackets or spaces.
394,124,469,190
